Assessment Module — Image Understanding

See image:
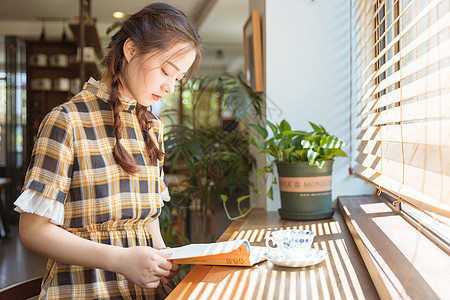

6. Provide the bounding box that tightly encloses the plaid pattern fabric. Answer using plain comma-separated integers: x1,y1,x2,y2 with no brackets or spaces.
23,80,171,299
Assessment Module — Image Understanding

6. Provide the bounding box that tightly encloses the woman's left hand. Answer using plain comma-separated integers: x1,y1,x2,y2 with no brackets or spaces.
160,262,180,285
156,246,180,285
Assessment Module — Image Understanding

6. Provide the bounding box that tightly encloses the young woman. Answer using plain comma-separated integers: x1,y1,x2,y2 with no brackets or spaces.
14,3,202,299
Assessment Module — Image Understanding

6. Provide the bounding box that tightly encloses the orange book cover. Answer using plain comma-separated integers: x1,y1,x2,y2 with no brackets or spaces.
160,240,266,267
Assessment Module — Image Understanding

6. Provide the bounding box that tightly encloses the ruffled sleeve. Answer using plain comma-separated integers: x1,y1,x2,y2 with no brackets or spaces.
160,169,171,205
14,189,64,225
156,117,171,206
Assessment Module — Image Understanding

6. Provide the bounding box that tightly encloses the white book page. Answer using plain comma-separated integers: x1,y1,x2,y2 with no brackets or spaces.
160,240,249,260
249,246,267,265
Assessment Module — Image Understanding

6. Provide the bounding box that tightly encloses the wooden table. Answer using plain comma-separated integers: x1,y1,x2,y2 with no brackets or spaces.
167,208,379,300
0,178,12,240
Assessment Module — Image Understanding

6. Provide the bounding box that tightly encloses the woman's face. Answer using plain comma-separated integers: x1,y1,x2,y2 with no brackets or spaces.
120,40,196,106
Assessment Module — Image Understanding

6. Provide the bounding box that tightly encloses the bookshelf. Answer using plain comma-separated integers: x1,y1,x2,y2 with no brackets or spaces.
26,40,76,161
25,40,101,162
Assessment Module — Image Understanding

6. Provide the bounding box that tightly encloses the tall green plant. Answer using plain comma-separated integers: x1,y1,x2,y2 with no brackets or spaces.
163,74,262,239
165,126,254,207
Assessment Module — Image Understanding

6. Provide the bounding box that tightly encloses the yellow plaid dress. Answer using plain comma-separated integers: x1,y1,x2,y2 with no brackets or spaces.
23,80,172,299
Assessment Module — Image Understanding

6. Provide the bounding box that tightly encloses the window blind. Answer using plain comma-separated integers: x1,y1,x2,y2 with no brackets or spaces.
351,0,450,218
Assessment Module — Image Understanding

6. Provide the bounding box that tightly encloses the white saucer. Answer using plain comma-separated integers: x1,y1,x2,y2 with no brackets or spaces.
263,247,328,268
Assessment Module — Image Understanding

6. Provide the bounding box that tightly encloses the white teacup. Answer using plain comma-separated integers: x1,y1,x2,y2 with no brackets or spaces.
265,229,315,261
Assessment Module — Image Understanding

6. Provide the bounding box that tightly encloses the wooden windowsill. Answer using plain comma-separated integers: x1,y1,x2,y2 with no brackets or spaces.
167,208,378,299
338,195,450,300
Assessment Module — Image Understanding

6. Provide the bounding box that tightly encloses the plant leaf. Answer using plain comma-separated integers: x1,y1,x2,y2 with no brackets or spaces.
263,116,278,135
249,123,268,139
106,21,122,35
329,148,348,157
256,166,269,178
294,150,305,157
307,149,319,163
267,186,273,200
309,121,323,133
279,119,291,132
301,140,312,148
220,194,228,202
237,195,251,203
315,160,326,168
283,146,296,159
282,130,305,136
251,135,261,149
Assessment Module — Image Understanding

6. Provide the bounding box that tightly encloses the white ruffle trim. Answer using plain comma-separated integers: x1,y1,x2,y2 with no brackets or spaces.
14,189,64,225
88,77,137,104
160,187,171,207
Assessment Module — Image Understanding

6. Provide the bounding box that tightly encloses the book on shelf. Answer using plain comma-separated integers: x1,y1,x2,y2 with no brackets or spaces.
160,239,266,267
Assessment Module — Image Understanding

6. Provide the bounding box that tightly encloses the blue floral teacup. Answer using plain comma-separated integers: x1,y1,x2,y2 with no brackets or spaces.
265,229,315,261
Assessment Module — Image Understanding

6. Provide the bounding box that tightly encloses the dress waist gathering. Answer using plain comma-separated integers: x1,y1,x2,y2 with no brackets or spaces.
65,219,153,247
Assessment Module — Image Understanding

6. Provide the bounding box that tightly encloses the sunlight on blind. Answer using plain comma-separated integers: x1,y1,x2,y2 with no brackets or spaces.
351,0,450,218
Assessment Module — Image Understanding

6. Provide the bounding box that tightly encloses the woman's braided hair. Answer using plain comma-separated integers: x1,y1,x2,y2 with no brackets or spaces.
102,2,202,174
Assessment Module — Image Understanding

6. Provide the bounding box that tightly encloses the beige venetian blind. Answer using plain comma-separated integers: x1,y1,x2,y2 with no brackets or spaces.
351,0,450,218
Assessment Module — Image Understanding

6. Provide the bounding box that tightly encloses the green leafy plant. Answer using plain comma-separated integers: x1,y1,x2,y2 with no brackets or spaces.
252,118,347,199
250,117,347,167
221,118,348,220
106,21,122,35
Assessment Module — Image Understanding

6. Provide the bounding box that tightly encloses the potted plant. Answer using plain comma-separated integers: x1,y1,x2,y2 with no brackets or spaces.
249,118,348,220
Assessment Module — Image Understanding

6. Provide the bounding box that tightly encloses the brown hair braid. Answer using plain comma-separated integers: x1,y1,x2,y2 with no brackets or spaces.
136,104,164,167
102,2,202,174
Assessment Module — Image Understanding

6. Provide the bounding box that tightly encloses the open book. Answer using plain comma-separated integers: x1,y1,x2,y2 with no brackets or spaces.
160,239,267,266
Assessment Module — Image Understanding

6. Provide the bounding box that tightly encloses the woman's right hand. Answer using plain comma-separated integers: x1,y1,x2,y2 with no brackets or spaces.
116,246,173,289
